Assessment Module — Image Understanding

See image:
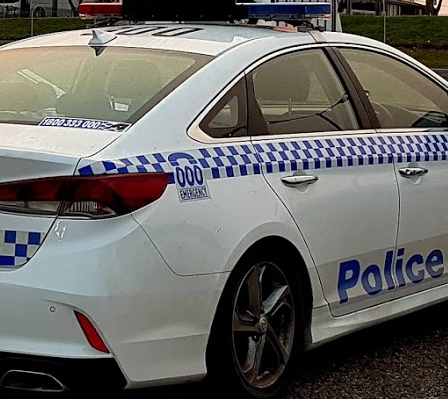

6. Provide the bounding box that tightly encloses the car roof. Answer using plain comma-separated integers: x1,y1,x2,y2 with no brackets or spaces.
1,22,414,67
2,23,317,56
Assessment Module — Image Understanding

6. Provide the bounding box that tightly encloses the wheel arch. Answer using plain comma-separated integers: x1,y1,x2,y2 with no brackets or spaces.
206,234,314,361
238,236,313,343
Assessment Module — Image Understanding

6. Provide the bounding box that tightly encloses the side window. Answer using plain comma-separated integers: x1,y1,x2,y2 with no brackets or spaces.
340,49,448,129
199,78,247,139
249,49,359,136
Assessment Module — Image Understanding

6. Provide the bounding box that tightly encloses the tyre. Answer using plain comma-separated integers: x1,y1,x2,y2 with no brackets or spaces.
206,253,304,399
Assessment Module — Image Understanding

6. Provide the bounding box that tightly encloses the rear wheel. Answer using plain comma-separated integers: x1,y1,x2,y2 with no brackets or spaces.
206,254,304,398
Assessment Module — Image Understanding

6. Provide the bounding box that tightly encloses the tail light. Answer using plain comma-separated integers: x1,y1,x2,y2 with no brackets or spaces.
78,2,123,20
0,174,169,218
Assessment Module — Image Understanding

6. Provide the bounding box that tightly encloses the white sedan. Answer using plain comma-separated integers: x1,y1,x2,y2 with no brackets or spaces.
0,14,447,399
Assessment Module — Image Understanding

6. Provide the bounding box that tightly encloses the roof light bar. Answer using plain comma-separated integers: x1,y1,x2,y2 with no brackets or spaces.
79,2,122,20
246,3,331,19
121,0,247,21
78,0,333,24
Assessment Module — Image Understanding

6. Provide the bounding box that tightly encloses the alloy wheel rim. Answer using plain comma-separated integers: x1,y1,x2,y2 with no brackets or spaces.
232,261,295,389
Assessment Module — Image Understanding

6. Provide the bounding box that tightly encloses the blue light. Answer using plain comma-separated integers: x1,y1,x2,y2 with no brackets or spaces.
246,3,331,19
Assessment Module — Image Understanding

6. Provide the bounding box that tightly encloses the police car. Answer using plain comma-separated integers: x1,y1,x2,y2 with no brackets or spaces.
0,0,447,397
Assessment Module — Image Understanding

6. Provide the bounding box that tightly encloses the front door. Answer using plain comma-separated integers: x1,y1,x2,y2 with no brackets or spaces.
247,47,400,316
340,47,448,299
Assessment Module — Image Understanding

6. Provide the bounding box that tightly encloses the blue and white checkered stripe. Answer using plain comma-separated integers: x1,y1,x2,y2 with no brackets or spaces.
0,230,45,268
78,153,171,176
254,135,448,172
76,134,448,180
197,145,262,180
77,144,262,181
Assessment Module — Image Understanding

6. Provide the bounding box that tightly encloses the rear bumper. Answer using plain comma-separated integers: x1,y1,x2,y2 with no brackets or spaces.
0,353,126,393
0,215,228,389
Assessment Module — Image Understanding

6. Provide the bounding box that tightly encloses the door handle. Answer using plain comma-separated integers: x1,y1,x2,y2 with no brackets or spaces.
399,167,428,178
398,167,428,178
281,175,318,186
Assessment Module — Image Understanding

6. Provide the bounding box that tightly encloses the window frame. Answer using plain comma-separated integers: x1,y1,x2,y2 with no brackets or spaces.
198,77,248,139
191,44,399,143
332,44,448,131
245,45,375,138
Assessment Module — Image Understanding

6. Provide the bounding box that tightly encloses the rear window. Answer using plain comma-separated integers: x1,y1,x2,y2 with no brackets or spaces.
0,46,211,125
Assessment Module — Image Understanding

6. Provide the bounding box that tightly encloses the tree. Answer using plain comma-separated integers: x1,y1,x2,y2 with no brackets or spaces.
52,0,57,16
426,0,443,15
67,0,78,16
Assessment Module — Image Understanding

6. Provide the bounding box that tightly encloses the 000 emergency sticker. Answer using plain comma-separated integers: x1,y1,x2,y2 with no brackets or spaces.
174,165,210,202
39,117,131,132
166,152,211,202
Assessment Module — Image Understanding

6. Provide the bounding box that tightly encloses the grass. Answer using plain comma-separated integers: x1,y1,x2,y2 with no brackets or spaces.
0,15,448,67
0,16,86,40
398,47,448,69
342,15,448,67
342,15,448,48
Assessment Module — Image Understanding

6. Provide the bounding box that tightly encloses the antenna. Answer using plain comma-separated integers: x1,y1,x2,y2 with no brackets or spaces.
89,29,117,46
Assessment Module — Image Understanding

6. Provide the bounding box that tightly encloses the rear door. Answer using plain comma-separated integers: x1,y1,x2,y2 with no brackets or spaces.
339,46,448,299
247,46,400,316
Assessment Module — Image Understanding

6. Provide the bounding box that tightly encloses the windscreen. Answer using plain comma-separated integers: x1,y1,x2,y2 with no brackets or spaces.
0,46,210,125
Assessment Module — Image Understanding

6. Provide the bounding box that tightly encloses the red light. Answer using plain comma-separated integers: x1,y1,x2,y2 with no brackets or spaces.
64,174,170,215
78,2,123,19
0,173,169,217
74,311,109,353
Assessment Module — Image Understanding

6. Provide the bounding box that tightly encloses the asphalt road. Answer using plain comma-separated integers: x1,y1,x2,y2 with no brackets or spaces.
131,301,448,398
5,300,448,399
285,301,448,399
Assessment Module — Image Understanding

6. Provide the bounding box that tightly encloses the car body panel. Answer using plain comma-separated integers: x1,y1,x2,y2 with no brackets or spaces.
0,213,228,385
0,21,448,393
311,279,448,345
0,125,122,269
0,124,121,157
252,132,400,316
387,130,448,297
2,23,313,56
